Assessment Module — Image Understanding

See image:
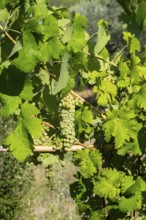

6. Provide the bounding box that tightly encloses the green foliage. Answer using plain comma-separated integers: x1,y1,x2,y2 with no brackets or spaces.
94,19,110,54
103,107,142,153
51,53,70,95
4,103,42,161
12,31,39,73
74,149,102,178
70,0,123,52
0,94,21,118
1,1,146,219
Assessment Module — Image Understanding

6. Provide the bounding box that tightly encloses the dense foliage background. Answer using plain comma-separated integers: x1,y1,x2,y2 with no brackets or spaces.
1,0,146,219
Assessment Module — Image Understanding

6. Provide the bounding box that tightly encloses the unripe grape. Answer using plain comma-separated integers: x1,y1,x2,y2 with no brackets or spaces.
58,92,77,149
33,124,50,146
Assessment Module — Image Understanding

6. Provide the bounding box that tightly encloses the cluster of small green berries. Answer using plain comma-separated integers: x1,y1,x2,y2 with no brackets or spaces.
59,93,76,149
58,92,83,149
33,124,50,146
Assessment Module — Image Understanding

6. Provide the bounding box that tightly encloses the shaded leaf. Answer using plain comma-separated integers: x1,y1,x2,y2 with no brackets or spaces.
20,79,33,101
94,19,110,54
38,37,63,63
51,53,70,95
8,41,22,59
81,106,93,124
12,31,38,73
64,13,87,53
136,1,146,28
21,102,42,138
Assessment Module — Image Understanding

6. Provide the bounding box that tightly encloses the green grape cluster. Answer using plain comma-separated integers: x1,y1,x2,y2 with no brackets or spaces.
33,124,50,146
58,92,83,149
45,165,55,189
59,93,76,149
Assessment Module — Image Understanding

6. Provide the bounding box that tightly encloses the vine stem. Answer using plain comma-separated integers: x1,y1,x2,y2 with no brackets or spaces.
75,141,94,149
42,121,56,129
0,145,85,152
0,144,114,152
83,49,117,67
82,32,97,49
0,25,16,44
111,45,128,63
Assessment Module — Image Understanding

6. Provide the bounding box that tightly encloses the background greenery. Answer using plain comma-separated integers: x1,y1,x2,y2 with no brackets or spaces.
1,0,146,219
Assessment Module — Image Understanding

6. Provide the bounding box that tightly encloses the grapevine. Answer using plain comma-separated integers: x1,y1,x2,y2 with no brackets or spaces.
0,0,146,219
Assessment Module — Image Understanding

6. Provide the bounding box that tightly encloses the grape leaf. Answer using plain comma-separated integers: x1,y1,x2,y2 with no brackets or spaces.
44,15,59,40
61,77,75,96
81,106,94,124
136,1,146,28
123,32,141,54
12,31,38,73
0,8,9,22
137,65,146,80
89,212,101,220
136,83,146,110
94,79,117,106
120,175,135,194
64,13,87,53
62,26,73,43
117,61,130,88
117,140,141,156
103,107,142,148
89,149,102,168
38,37,63,63
119,194,142,213
0,61,10,75
126,177,146,195
94,168,122,199
20,79,33,101
94,19,110,55
119,177,146,214
0,0,8,9
74,149,100,178
94,181,120,200
4,118,32,162
74,149,95,177
0,93,21,118
43,87,58,114
51,53,70,95
8,40,22,59
130,37,141,54
25,18,44,34
32,3,48,19
37,68,50,86
21,102,42,138
80,158,97,179
36,0,47,4
129,83,146,111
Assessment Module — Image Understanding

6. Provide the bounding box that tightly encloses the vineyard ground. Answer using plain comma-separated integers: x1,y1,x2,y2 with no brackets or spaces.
14,153,80,220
